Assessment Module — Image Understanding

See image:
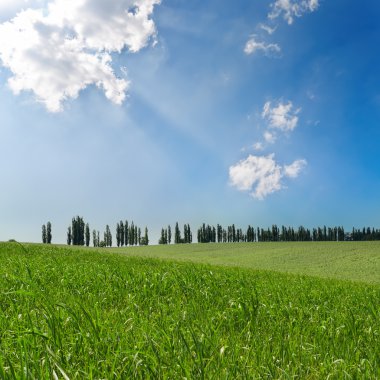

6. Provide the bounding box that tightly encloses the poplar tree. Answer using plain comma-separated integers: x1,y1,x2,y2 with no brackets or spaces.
70,216,85,245
46,222,52,244
120,221,124,247
42,224,47,244
175,222,181,244
92,229,97,247
104,225,112,247
124,221,129,246
116,222,121,247
67,226,72,245
129,222,134,246
85,223,90,247
159,228,166,244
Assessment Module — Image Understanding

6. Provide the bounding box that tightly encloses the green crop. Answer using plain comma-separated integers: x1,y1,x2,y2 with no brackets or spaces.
0,242,379,378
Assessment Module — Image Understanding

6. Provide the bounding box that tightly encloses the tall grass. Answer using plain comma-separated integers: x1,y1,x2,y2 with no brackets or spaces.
0,242,379,378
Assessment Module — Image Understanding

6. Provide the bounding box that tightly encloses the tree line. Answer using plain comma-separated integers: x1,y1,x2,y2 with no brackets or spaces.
115,221,149,247
42,218,380,245
65,217,149,247
196,224,380,243
41,222,52,244
158,222,192,244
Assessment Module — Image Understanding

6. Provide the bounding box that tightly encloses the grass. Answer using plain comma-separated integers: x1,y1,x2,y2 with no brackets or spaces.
116,241,380,284
0,242,379,378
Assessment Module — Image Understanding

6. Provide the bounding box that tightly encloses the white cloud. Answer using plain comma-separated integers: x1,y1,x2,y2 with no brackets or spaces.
259,23,277,35
253,142,264,151
0,0,160,112
269,0,319,25
229,154,282,199
262,100,300,132
284,159,307,178
229,154,306,200
264,131,276,144
0,0,44,18
244,36,280,56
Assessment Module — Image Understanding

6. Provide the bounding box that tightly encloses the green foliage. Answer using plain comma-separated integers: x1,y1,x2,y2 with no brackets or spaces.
158,227,168,244
41,224,47,244
85,223,90,247
175,221,181,244
46,222,52,244
140,227,149,246
67,226,72,245
0,242,379,379
70,216,85,246
104,225,112,247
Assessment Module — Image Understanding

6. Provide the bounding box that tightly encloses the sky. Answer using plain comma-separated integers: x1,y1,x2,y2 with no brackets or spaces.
1,0,380,244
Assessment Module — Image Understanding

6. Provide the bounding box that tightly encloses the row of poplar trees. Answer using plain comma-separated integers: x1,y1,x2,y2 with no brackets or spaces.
115,221,149,246
41,222,52,244
46,217,380,245
158,222,192,244
196,223,348,243
66,217,148,247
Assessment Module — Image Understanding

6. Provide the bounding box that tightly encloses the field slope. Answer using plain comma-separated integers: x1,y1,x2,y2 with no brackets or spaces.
0,242,379,378
118,241,380,284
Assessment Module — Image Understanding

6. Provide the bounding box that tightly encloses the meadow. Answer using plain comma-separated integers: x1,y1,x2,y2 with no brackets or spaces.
118,241,380,284
0,241,379,378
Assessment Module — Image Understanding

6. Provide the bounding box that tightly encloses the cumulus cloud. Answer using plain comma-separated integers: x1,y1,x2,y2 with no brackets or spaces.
0,0,160,112
262,100,300,132
269,0,319,25
264,131,276,144
0,0,43,17
284,159,307,178
229,154,306,200
229,154,282,199
244,36,280,56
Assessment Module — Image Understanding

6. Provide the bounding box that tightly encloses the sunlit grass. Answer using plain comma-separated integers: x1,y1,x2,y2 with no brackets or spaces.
0,242,379,378
118,241,380,284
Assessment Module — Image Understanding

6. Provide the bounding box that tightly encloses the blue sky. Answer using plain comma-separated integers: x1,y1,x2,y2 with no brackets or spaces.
0,0,380,244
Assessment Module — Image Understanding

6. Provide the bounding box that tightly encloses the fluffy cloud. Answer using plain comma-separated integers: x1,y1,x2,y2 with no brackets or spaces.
269,0,319,25
0,0,42,16
244,36,280,56
264,131,276,144
284,159,307,178
0,0,160,112
262,100,300,132
229,154,306,200
253,142,264,151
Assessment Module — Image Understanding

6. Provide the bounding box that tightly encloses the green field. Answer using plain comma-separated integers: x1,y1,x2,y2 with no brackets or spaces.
117,241,380,284
0,242,379,378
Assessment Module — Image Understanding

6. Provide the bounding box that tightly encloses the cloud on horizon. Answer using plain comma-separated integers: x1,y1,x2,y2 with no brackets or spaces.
0,0,160,112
